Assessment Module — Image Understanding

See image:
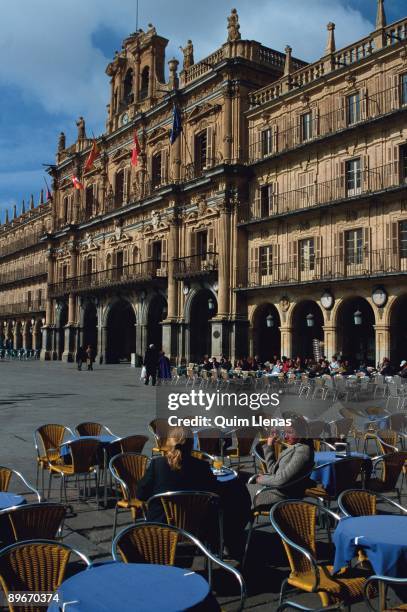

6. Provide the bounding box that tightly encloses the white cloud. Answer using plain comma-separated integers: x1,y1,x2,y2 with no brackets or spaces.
0,0,374,137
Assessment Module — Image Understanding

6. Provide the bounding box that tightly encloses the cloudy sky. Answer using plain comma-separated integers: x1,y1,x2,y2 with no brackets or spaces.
0,0,405,221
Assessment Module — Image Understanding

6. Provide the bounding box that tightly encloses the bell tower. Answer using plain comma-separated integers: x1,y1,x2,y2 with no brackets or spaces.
106,24,169,133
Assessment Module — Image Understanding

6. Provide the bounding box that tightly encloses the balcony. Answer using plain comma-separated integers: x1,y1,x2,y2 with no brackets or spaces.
173,253,218,280
0,230,44,259
249,85,406,163
0,263,47,287
240,161,406,225
236,249,407,291
48,259,167,298
0,300,46,317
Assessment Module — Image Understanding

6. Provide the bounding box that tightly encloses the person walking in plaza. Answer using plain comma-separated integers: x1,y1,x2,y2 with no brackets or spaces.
143,343,159,386
76,346,86,371
158,350,171,383
85,345,94,371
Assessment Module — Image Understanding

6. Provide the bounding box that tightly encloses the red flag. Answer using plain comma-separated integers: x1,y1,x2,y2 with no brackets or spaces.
131,130,141,167
84,139,99,172
72,175,84,190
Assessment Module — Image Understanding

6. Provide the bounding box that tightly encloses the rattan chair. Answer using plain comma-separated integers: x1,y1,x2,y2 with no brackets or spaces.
112,522,246,611
224,427,258,470
119,435,149,454
363,429,399,456
48,439,101,505
109,452,149,538
270,500,369,608
277,603,344,611
147,490,222,555
148,418,170,455
338,489,407,517
364,575,407,611
0,502,67,545
305,456,369,506
0,467,40,502
75,422,115,437
196,428,223,456
0,539,91,612
367,451,407,503
33,424,74,497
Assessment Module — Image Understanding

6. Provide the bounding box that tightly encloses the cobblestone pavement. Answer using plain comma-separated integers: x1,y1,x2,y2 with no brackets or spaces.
0,360,403,610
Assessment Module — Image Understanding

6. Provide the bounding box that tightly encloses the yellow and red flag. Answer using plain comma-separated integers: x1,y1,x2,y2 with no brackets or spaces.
72,175,84,190
131,130,141,167
84,139,99,172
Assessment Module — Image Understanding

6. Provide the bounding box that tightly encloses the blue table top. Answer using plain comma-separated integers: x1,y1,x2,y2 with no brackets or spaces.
312,452,370,496
333,515,407,576
0,492,26,510
60,435,118,457
314,451,369,465
47,562,211,612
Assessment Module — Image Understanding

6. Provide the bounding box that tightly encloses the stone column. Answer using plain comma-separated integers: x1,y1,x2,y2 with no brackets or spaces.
172,127,181,182
223,79,233,163
63,243,78,362
280,326,293,358
162,213,179,361
41,248,55,360
374,324,390,366
136,322,147,362
133,47,140,104
22,322,29,351
323,325,337,360
210,200,231,357
99,325,108,364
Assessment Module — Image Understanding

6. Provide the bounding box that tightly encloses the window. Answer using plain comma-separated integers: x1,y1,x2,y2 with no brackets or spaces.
140,67,149,100
261,128,272,157
196,231,208,260
152,241,162,264
123,69,133,104
346,158,362,195
301,112,312,142
400,145,407,184
85,186,93,217
260,185,273,217
152,152,162,187
299,238,315,271
345,229,363,265
116,251,124,273
347,92,361,125
27,291,32,308
37,289,42,306
195,130,207,173
260,246,273,276
62,197,69,224
400,221,407,258
401,74,407,106
115,171,124,207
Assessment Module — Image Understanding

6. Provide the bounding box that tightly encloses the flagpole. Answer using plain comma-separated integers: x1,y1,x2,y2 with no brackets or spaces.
136,0,139,30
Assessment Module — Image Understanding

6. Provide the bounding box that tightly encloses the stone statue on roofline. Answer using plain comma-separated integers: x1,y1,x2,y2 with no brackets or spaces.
58,132,66,152
76,116,86,140
227,8,241,42
180,40,194,70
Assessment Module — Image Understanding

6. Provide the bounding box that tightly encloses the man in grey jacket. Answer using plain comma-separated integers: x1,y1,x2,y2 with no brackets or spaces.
247,423,315,509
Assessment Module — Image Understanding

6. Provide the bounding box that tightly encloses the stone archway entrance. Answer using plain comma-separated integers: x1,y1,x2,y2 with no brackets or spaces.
390,295,407,366
337,297,375,366
106,299,136,363
292,300,324,360
147,294,167,350
189,290,217,362
252,303,281,362
83,302,98,354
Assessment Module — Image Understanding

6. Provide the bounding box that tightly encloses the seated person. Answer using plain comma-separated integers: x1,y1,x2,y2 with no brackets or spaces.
137,426,218,522
399,360,407,378
380,357,394,377
247,420,315,508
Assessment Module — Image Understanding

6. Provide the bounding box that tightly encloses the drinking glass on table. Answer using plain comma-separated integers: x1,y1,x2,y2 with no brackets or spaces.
212,456,223,473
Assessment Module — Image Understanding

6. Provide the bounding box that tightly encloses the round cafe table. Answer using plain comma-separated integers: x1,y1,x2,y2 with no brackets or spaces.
0,492,26,510
47,562,218,612
333,515,407,576
311,451,371,496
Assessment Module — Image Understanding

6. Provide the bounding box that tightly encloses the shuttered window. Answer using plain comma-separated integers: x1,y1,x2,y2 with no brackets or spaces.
115,171,124,207
400,221,407,258
196,231,208,260
152,241,162,264
195,130,207,173
301,112,312,142
400,145,407,183
346,158,361,195
347,92,361,125
260,185,273,217
152,152,162,187
259,245,273,276
345,228,363,264
401,74,407,107
261,128,272,157
299,238,315,271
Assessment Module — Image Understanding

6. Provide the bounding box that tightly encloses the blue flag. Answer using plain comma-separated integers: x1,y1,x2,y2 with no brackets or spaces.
170,104,182,144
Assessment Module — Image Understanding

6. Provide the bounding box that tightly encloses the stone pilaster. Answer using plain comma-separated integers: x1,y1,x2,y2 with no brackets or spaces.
323,325,337,360
279,326,293,358
374,324,390,367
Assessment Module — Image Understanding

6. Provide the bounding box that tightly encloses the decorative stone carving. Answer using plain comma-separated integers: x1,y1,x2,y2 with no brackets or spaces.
58,132,66,152
151,211,160,229
227,8,241,42
76,117,86,140
180,40,194,70
280,296,290,312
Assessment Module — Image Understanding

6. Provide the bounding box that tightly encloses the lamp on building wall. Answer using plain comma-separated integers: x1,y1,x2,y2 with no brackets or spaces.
306,313,315,328
208,297,215,311
31,318,35,326
353,310,362,326
41,317,46,325
266,314,274,328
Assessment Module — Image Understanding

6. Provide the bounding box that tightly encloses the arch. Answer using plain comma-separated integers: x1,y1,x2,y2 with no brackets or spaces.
187,288,217,362
147,293,167,350
390,294,407,366
23,321,32,351
56,303,68,359
140,66,149,100
83,301,98,354
292,300,324,360
106,298,136,363
336,296,375,366
123,68,133,103
252,303,281,362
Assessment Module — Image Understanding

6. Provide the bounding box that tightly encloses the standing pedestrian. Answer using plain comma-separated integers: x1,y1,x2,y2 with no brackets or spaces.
158,351,172,383
143,344,159,386
86,345,94,371
76,346,86,371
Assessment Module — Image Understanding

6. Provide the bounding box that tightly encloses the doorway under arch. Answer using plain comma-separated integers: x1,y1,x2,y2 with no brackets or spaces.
147,294,167,350
106,299,136,363
189,290,217,362
390,295,407,366
252,303,281,362
337,297,375,367
83,302,98,353
292,300,324,360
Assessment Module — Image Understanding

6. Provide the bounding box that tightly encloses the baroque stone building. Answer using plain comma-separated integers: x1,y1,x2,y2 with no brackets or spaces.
1,3,406,366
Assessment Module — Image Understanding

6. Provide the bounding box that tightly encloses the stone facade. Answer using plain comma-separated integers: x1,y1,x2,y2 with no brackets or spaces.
1,4,407,367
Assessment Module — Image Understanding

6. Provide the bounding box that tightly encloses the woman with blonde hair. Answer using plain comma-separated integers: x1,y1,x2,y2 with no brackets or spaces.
137,425,218,522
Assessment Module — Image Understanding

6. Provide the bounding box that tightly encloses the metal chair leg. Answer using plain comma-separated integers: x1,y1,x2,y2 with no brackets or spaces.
242,517,254,568
112,505,119,539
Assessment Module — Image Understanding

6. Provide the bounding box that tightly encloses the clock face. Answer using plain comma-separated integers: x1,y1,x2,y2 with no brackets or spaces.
121,112,129,126
372,288,387,307
321,292,334,310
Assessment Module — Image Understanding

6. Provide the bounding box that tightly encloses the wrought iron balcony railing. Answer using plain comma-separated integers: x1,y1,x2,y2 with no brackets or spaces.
0,230,45,259
240,161,407,224
0,263,47,286
0,300,46,316
173,253,219,279
249,85,407,163
48,259,167,297
236,249,407,290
